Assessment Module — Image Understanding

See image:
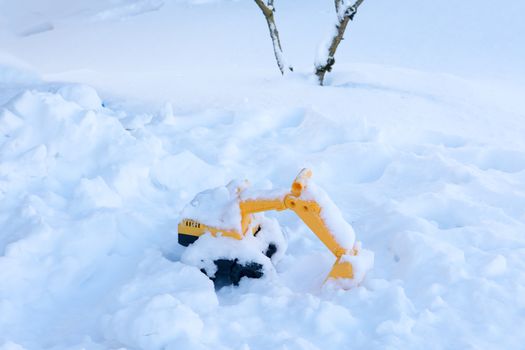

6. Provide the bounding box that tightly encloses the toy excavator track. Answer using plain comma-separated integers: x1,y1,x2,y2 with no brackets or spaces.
203,259,264,289
180,228,278,289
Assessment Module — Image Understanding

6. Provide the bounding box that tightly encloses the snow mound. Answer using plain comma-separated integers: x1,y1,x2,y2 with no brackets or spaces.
57,84,102,110
181,233,275,278
104,251,215,349
107,294,203,349
180,213,286,276
151,150,226,193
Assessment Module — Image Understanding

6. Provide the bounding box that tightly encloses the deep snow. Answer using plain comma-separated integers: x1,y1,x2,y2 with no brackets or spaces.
1,0,525,349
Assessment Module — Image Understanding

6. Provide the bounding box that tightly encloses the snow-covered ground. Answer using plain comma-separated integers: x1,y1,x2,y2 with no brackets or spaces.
1,1,525,349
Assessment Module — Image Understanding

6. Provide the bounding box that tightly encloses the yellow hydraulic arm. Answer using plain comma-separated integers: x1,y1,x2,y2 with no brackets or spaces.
178,168,359,283
240,169,356,281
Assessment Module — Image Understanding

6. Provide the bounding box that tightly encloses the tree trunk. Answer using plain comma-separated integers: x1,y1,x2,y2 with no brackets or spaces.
315,0,365,85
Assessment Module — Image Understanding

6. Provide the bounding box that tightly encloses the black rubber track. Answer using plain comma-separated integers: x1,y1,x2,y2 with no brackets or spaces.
203,258,264,289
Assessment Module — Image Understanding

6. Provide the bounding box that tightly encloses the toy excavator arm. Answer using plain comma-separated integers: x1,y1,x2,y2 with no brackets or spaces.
240,169,357,281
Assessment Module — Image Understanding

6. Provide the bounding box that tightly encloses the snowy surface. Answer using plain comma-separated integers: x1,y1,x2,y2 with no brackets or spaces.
1,0,525,349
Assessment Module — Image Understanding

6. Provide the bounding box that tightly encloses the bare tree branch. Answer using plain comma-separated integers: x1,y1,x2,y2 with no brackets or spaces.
334,0,340,12
315,0,365,85
254,0,293,75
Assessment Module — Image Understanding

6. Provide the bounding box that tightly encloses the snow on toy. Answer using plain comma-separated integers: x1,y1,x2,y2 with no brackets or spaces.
178,168,373,289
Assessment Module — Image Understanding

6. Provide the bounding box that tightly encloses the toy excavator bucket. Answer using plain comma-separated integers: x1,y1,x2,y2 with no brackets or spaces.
327,256,354,280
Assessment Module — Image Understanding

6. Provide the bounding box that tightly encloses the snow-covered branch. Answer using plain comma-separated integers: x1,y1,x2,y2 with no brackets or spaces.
315,0,365,85
254,0,293,75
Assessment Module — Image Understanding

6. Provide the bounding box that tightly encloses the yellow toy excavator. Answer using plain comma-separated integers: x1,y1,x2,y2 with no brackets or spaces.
178,168,373,289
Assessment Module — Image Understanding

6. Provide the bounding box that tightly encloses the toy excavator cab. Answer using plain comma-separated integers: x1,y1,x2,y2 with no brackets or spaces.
178,168,373,289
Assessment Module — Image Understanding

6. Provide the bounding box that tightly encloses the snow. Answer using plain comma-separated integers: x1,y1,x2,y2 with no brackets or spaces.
0,55,40,85
57,84,102,110
337,244,374,289
93,0,165,21
303,181,356,251
180,182,243,232
0,0,525,349
181,213,286,274
104,251,214,349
